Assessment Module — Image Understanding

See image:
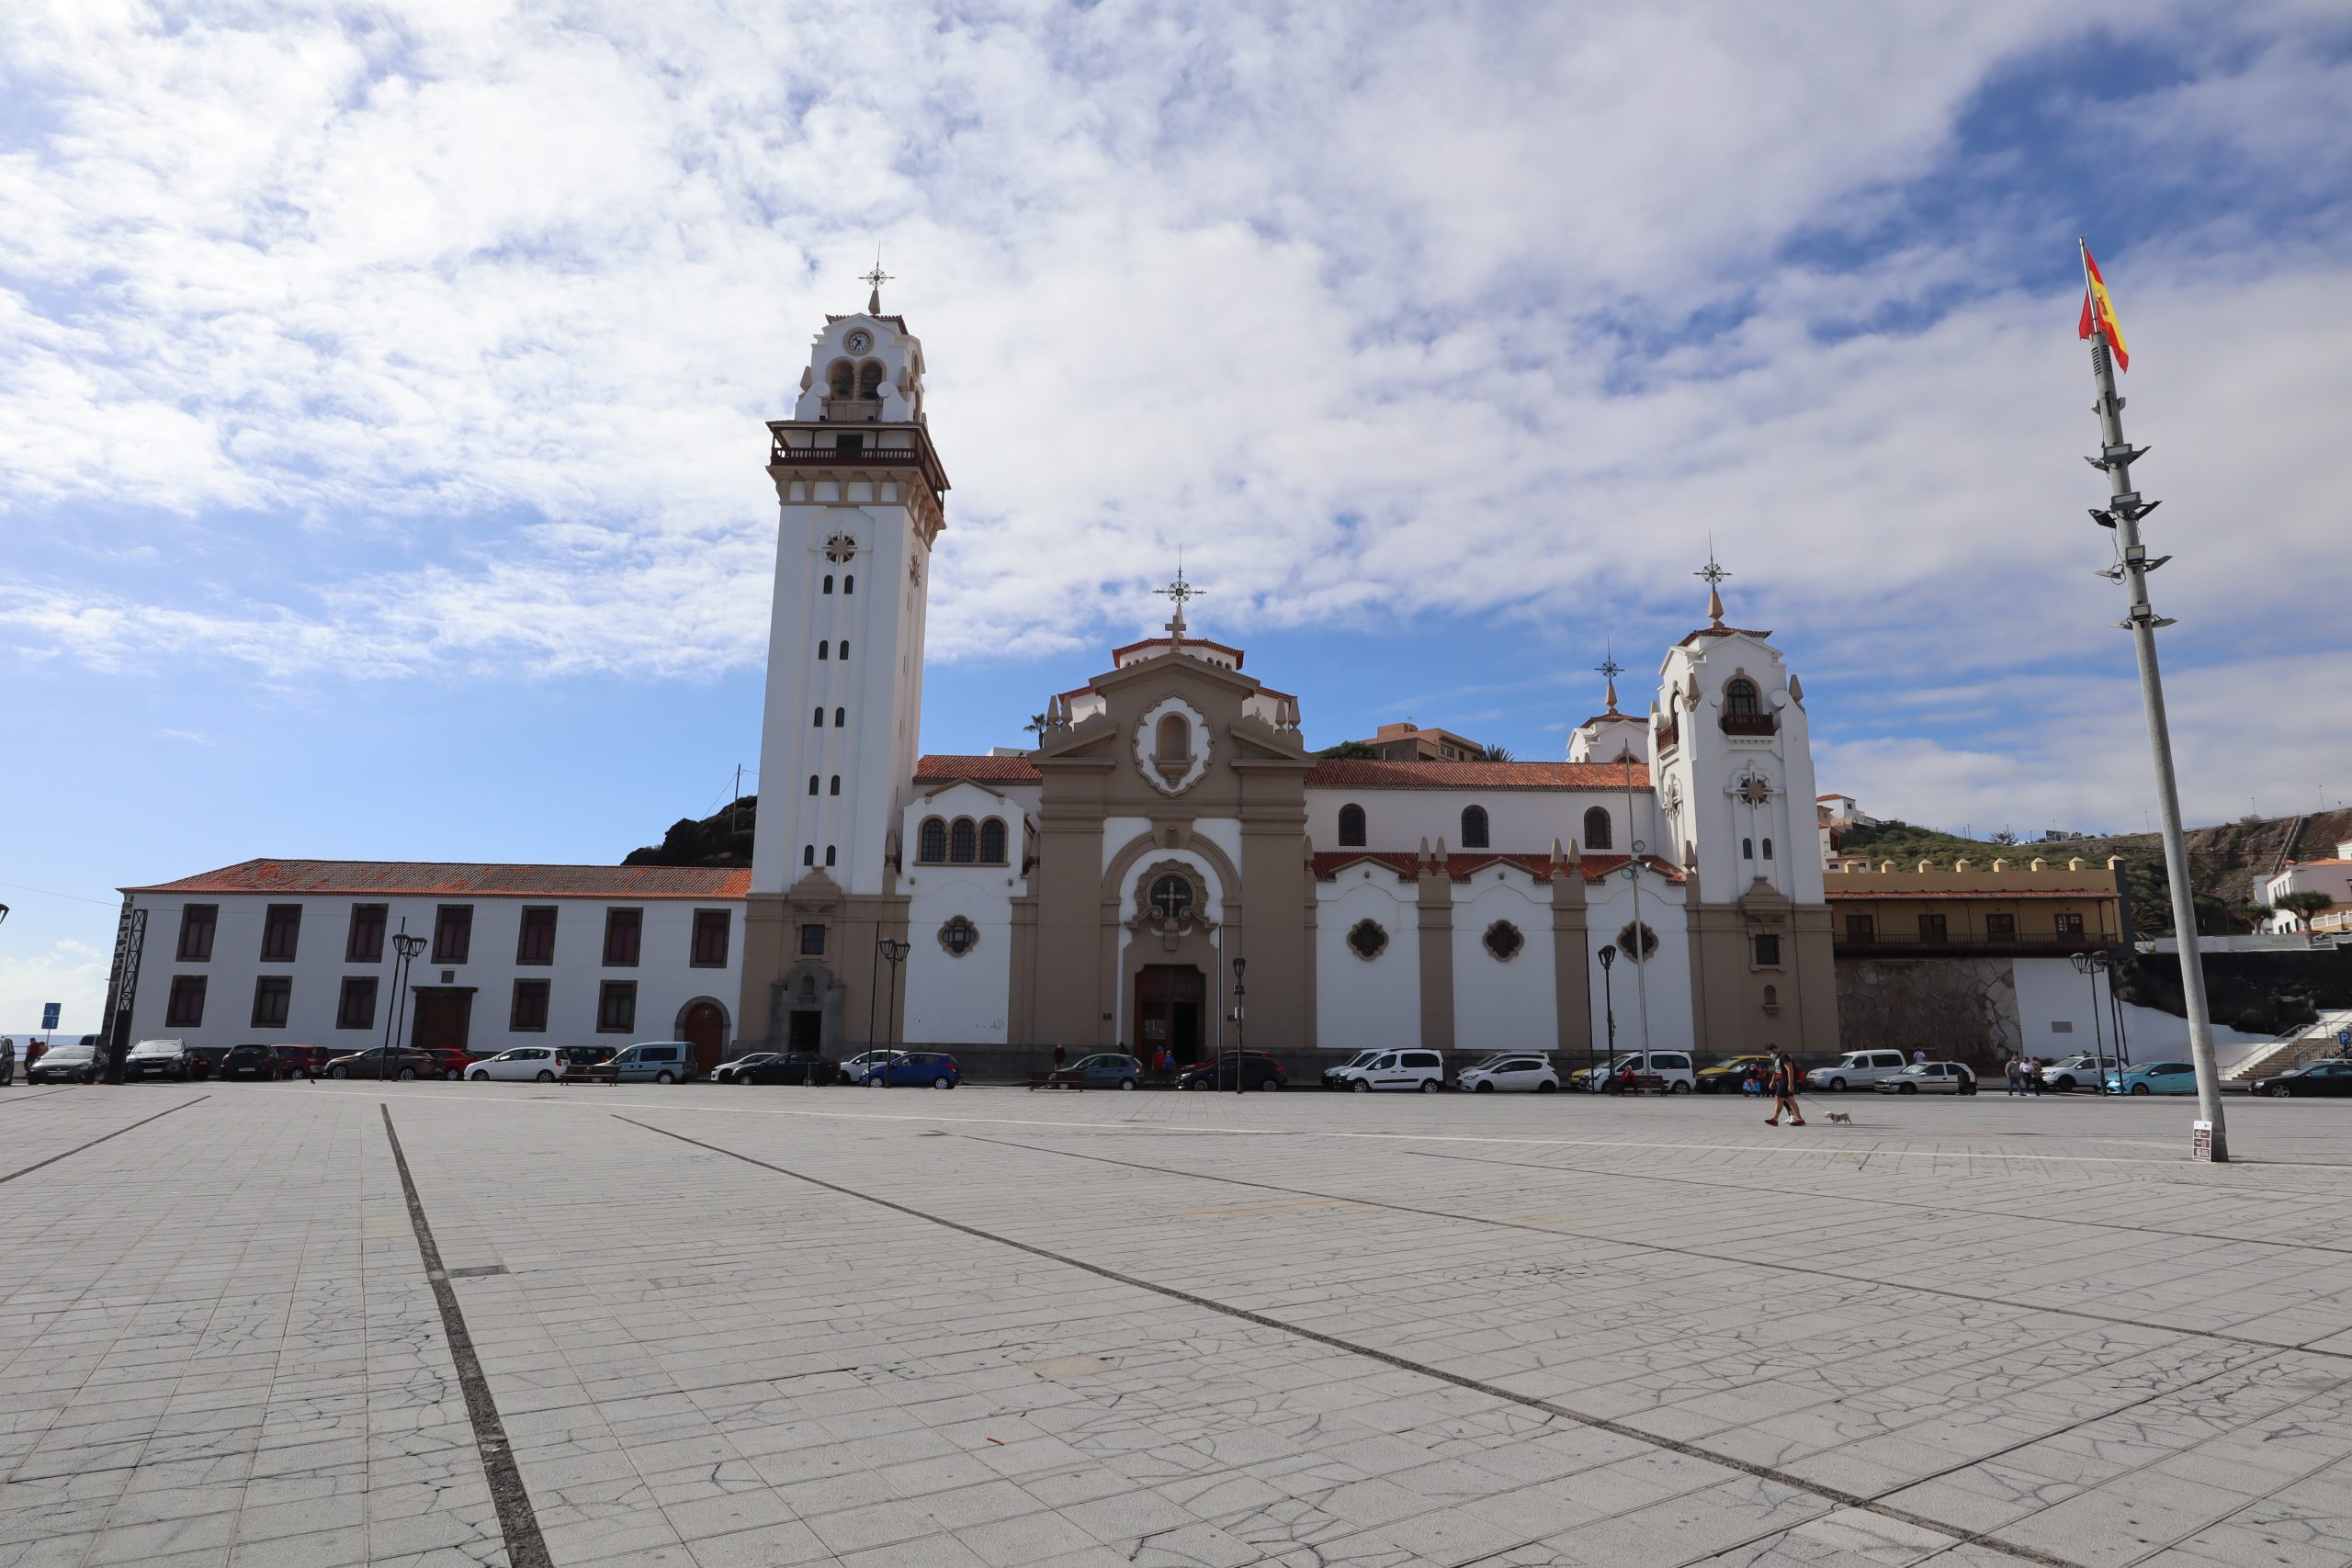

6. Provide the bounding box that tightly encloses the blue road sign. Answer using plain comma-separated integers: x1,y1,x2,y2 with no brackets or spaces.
2339,1027,2351,1047
41,1002,60,1030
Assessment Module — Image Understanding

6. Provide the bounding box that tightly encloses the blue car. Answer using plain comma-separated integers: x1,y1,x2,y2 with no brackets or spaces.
855,1051,961,1089
2104,1061,2198,1095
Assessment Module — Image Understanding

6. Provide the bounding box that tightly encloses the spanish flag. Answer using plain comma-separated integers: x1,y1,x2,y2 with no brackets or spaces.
2077,240,2129,371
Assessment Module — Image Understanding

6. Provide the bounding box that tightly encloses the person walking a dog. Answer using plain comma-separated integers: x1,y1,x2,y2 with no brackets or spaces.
1764,1046,1805,1127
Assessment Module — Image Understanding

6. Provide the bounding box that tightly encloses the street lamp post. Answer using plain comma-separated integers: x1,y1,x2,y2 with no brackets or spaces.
1596,943,1617,1094
387,928,426,1054
1229,956,1247,1095
2069,949,2109,1092
876,938,910,1085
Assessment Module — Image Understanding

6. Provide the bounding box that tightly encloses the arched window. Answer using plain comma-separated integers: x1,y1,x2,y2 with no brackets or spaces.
822,574,833,594
802,844,815,866
1583,807,1612,851
824,845,837,867
979,818,1007,863
1155,713,1189,761
828,360,854,397
817,640,829,660
857,360,884,399
843,574,854,594
833,706,846,727
830,775,842,796
837,639,848,661
1743,837,1755,859
1725,678,1760,716
1762,837,1773,859
949,818,978,863
1461,805,1490,849
1762,984,1779,1009
812,707,824,727
807,774,819,795
1338,803,1366,848
918,818,947,863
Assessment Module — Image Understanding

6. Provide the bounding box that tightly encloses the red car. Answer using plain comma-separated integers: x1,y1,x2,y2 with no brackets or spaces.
423,1049,477,1081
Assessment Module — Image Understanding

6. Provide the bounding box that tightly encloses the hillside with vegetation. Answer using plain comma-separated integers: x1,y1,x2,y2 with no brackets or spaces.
624,796,756,867
1838,807,2352,938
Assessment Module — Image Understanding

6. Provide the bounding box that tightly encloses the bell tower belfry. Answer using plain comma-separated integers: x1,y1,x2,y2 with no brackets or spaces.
741,276,949,1051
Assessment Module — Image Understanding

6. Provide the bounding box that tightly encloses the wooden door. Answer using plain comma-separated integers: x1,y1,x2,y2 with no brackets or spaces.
682,1002,725,1073
1135,965,1206,1063
410,991,472,1054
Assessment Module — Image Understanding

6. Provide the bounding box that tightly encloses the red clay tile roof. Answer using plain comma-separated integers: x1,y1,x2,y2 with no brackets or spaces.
122,860,751,898
1823,886,2116,900
1304,759,1650,791
1110,636,1246,668
914,754,1044,784
1311,850,1683,884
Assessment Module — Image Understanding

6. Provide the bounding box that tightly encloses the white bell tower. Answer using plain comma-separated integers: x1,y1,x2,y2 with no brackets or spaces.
749,274,949,900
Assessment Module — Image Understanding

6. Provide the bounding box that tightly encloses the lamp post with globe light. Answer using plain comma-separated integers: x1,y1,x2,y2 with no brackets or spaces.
385,929,427,1055
1229,956,1247,1094
876,938,910,1084
1595,943,1617,1093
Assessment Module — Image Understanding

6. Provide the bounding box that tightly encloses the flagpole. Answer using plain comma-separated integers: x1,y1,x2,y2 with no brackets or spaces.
2078,239,2229,1160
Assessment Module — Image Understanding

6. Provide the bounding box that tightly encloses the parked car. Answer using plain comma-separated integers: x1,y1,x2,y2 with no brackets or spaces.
273,1045,330,1078
855,1051,961,1089
836,1049,903,1084
1696,1054,1777,1093
1321,1050,1383,1089
28,1043,101,1084
468,1046,566,1082
1035,1053,1144,1091
2250,1059,2352,1098
215,1043,289,1080
420,1049,475,1081
124,1038,199,1081
558,1046,614,1076
322,1045,440,1081
712,1052,784,1084
1456,1055,1559,1093
1874,1061,1977,1095
606,1042,695,1084
185,1045,229,1078
1804,1049,1911,1092
735,1053,836,1086
0,1039,13,1087
1177,1051,1286,1091
1571,1050,1697,1093
2031,1054,2105,1091
2104,1061,2198,1096
1332,1049,1441,1093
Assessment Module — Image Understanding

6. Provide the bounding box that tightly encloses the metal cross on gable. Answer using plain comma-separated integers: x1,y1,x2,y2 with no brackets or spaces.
1154,558,1202,650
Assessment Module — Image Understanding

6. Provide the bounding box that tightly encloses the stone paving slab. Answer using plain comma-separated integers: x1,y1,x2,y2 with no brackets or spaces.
5,1080,2352,1565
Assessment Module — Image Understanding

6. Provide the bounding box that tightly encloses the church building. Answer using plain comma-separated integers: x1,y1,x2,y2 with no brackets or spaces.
737,296,1838,1066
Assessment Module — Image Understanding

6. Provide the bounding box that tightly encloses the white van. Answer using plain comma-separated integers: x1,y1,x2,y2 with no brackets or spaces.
1805,1049,1909,1092
609,1042,695,1084
1337,1050,1445,1093
1577,1051,1697,1092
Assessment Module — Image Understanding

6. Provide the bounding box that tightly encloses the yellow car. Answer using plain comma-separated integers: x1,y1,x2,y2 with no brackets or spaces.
1695,1055,1776,1094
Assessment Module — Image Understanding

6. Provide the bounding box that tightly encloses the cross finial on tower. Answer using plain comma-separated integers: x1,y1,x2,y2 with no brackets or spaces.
1154,555,1202,652
862,252,894,314
1596,641,1624,714
1695,538,1731,628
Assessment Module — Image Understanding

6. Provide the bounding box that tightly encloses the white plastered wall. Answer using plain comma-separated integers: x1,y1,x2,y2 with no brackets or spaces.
1582,873,1694,1054
1450,867,1558,1052
900,784,1022,1044
1314,871,1420,1051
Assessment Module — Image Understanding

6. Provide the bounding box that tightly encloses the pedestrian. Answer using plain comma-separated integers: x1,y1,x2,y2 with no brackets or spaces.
2024,1056,2042,1097
1052,1043,1067,1071
2005,1055,2023,1096
1765,1047,1805,1126
1741,1066,1761,1098
1912,1047,1928,1067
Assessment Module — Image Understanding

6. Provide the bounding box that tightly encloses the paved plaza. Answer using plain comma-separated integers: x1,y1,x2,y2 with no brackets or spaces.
3,1082,2351,1568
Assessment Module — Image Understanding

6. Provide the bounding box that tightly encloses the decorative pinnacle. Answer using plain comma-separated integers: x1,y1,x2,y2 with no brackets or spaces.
1695,542,1731,627
1595,643,1624,714
862,252,893,314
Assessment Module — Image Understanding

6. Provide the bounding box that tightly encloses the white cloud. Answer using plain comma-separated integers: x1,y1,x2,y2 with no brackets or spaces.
0,938,107,1043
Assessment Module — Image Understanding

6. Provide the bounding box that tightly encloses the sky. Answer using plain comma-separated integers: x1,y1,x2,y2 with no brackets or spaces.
3,1,2348,1033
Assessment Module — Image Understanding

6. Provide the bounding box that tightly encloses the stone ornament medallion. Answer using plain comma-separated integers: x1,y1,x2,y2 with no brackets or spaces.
1133,694,1211,796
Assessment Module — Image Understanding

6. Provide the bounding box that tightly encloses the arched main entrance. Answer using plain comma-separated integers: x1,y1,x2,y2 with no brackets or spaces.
1134,965,1205,1064
678,998,729,1073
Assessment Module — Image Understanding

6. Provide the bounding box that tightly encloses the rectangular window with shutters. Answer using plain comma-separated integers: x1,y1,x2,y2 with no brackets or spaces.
1845,914,1875,942
260,904,301,962
692,908,730,967
1984,913,2017,938
252,976,291,1030
515,906,558,965
165,975,208,1028
346,904,387,963
597,981,637,1033
1919,913,1949,942
177,905,218,962
336,976,378,1031
433,904,473,964
604,908,642,967
511,979,550,1032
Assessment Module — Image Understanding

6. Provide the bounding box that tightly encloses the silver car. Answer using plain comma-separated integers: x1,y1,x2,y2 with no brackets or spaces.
1873,1061,1977,1095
